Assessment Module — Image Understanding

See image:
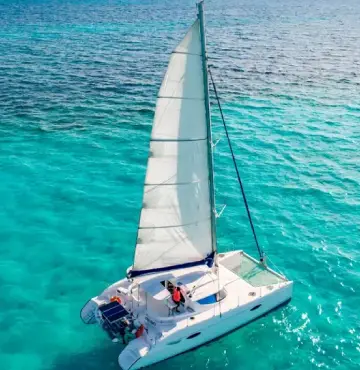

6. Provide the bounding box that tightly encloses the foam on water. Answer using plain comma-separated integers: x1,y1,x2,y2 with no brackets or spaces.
0,0,359,369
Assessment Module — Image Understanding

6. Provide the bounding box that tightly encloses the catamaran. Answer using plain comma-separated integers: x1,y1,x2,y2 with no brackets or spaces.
80,2,293,369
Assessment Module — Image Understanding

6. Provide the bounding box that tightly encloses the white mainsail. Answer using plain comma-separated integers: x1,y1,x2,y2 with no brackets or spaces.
130,20,214,277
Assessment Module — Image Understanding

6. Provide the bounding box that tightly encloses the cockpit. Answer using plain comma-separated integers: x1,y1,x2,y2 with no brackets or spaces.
135,268,227,318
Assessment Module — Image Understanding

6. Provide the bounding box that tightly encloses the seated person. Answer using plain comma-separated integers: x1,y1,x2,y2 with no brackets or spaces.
167,281,175,294
172,287,182,312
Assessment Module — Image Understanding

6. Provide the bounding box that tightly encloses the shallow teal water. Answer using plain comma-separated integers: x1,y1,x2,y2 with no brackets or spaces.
1,0,359,369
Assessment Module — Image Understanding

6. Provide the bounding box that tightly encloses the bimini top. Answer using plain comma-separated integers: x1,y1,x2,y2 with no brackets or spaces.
140,274,174,301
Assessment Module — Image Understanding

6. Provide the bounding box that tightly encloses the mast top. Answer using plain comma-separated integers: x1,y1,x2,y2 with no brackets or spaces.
197,1,205,25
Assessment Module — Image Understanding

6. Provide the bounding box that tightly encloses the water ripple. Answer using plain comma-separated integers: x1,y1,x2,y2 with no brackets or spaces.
0,0,360,370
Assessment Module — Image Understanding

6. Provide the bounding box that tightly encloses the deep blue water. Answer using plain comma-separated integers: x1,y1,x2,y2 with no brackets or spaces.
0,0,359,369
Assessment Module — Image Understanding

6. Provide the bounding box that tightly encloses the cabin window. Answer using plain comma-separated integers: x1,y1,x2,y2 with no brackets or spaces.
250,304,262,311
187,332,201,339
167,339,181,345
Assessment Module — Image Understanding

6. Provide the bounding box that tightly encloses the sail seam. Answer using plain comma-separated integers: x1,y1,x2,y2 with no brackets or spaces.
138,218,211,230
145,180,203,186
150,137,207,142
157,96,204,100
172,51,202,56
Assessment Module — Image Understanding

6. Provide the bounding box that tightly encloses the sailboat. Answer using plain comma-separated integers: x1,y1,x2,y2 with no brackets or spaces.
80,2,293,369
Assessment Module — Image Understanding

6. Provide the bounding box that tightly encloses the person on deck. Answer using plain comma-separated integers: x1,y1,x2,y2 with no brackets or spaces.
172,287,181,312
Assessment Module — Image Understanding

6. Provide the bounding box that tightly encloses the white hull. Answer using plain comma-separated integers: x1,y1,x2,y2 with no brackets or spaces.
129,283,292,369
81,250,293,370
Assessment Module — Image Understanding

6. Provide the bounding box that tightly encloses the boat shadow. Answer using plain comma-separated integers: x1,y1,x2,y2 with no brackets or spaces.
49,344,121,370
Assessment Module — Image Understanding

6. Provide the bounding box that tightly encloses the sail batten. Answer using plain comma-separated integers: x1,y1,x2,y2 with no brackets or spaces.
157,96,204,100
139,220,211,230
150,138,207,142
172,51,202,56
129,18,214,277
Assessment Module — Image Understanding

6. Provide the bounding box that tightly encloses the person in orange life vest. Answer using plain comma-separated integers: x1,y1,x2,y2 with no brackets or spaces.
172,287,181,312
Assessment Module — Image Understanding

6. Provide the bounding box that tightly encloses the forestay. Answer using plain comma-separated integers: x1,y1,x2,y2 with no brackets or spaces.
129,20,215,278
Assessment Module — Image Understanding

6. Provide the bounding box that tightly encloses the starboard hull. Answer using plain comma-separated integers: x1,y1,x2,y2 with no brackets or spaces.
126,281,292,370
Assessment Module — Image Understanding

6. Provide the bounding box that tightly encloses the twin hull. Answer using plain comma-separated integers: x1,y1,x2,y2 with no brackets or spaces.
126,282,292,370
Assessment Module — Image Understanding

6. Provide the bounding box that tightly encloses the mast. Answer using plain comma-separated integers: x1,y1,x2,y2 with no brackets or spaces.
197,1,217,256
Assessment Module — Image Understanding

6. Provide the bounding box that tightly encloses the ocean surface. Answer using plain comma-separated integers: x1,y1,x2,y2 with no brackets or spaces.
0,0,359,369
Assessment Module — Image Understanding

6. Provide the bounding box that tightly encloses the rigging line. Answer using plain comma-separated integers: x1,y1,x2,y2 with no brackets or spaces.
208,67,264,262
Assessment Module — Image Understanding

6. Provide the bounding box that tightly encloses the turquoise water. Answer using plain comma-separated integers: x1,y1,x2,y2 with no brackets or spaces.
1,0,359,369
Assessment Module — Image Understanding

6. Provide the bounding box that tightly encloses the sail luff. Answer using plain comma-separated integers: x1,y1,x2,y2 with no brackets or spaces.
197,1,217,255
